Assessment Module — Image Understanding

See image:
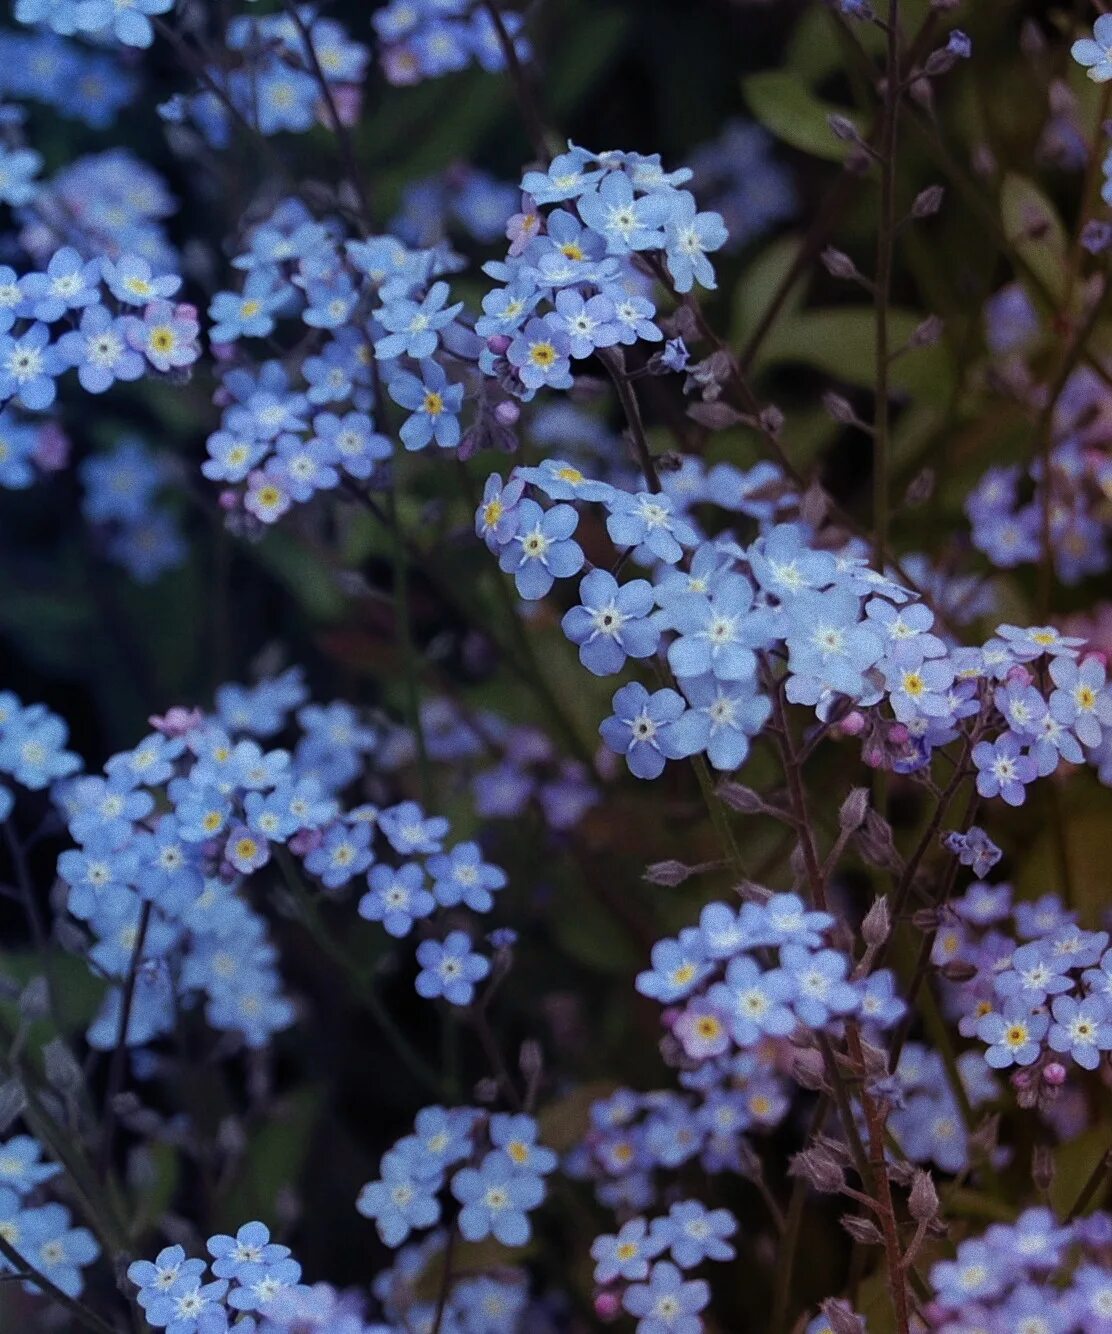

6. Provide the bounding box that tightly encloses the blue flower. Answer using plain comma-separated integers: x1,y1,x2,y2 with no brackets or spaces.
497,498,584,600
359,862,435,937
357,1142,441,1247
514,457,615,504
74,0,174,48
649,1200,736,1269
592,1217,665,1283
208,271,286,344
549,289,622,358
310,411,391,480
127,1245,206,1312
599,682,707,780
375,280,463,360
635,931,711,1002
783,589,883,702
663,193,728,293
976,999,1049,1068
606,490,699,565
660,573,767,680
507,315,574,393
378,800,449,854
622,1259,709,1333
415,931,490,1006
521,149,603,204
451,1150,544,1247
1048,655,1112,748
972,731,1037,806
708,956,796,1046
1046,994,1112,1070
131,1273,229,1332
781,945,860,1028
303,820,373,888
426,842,507,912
561,569,659,675
0,1137,61,1197
58,304,145,393
0,147,41,206
577,170,670,254
1073,13,1112,81
489,1112,557,1176
207,1221,288,1283
20,247,101,321
388,360,464,450
994,941,1074,1004
0,323,62,410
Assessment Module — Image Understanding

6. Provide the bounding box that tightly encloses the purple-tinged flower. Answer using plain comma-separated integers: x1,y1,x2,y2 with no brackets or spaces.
1046,994,1112,1070
976,999,1049,1068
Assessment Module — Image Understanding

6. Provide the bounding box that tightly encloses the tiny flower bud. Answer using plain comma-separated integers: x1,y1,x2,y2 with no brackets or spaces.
909,315,944,348
759,403,785,437
861,896,891,947
840,1214,884,1245
839,787,870,831
908,1170,940,1222
904,468,935,506
644,860,696,887
1043,1061,1067,1087
790,1146,845,1194
821,248,861,281
827,114,861,144
594,1291,622,1322
716,782,765,814
911,185,945,219
494,400,520,426
487,334,512,355
821,1298,868,1334
822,390,858,424
838,710,866,737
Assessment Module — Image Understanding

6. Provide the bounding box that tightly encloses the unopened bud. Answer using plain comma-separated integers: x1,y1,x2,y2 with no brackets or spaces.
759,403,785,437
839,787,869,832
1043,1061,1067,1087
821,1298,868,1334
716,782,764,814
594,1291,622,1321
821,247,861,281
827,115,861,144
790,1046,828,1090
519,1039,543,1080
908,1170,940,1222
644,860,696,887
494,400,520,426
910,315,944,348
861,896,891,948
911,185,945,219
790,1146,845,1194
904,468,935,506
822,391,858,426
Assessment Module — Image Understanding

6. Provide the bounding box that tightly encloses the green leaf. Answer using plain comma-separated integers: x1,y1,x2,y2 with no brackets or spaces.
730,233,810,347
742,71,854,163
1000,173,1069,304
755,306,954,400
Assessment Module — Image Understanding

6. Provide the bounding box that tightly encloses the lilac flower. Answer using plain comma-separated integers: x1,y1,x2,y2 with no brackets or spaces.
59,305,145,393
506,315,574,393
561,569,659,675
475,471,526,550
649,1200,737,1268
591,1217,665,1283
781,946,860,1028
708,956,796,1046
125,301,200,373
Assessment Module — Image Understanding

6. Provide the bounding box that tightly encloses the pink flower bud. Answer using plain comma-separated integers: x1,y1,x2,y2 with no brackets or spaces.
1006,664,1032,685
594,1291,622,1321
218,489,240,512
660,1006,680,1030
1011,1069,1034,1091
175,302,198,321
888,723,910,745
838,710,866,737
494,400,520,426
33,422,70,471
1043,1061,1067,1086
148,706,205,738
211,340,237,363
329,84,362,126
487,334,512,356
862,743,884,769
289,828,324,857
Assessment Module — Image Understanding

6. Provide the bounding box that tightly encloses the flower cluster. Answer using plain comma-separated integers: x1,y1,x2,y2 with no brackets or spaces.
128,1220,302,1329
590,1198,736,1330
934,878,1112,1084
478,144,727,401
371,0,528,87
0,27,137,128
0,1135,98,1300
567,1070,791,1213
886,1043,999,1175
0,691,81,812
13,0,173,50
0,247,197,415
162,9,369,147
925,1207,1112,1329
637,892,902,1068
964,367,1110,584
357,1106,553,1249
